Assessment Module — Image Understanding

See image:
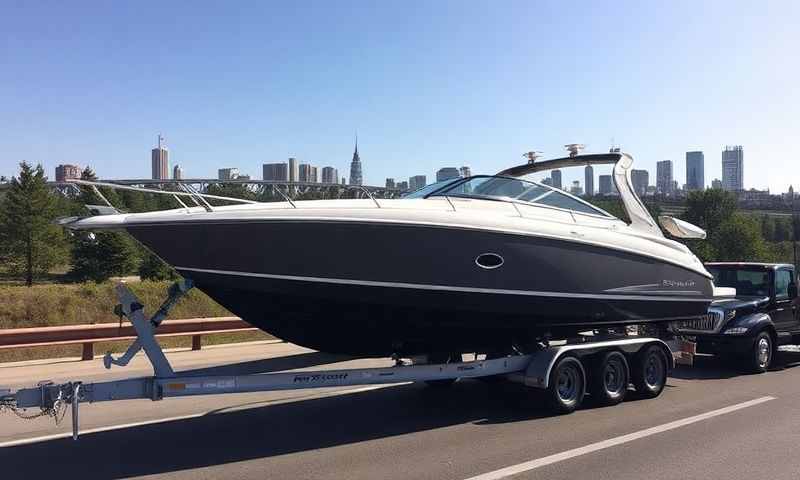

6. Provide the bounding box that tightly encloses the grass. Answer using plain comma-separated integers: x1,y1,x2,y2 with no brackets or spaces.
0,280,232,329
0,280,275,363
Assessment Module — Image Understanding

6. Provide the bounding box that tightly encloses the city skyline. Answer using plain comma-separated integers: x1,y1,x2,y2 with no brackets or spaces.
2,3,798,192
41,138,797,198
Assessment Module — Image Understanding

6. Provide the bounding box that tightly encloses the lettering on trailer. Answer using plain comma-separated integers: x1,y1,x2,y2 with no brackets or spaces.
662,279,697,288
293,373,349,383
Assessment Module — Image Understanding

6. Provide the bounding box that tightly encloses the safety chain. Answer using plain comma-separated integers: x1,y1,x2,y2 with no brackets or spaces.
0,386,70,425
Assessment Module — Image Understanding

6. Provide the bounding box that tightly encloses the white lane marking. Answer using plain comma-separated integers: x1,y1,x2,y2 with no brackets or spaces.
0,383,404,448
465,396,776,480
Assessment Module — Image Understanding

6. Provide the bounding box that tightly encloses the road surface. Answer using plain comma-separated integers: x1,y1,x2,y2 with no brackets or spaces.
2,341,800,479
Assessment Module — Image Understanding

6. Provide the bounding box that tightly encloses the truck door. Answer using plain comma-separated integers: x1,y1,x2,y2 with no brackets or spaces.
773,268,798,332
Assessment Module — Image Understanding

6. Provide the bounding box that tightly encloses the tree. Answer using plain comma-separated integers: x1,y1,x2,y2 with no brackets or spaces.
711,214,770,262
774,217,793,242
760,215,776,242
69,231,140,282
206,183,257,202
682,189,737,233
0,163,69,285
68,166,140,282
138,251,178,281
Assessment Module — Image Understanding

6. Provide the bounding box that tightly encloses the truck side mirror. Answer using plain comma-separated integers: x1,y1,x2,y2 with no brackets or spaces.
658,216,707,239
790,283,798,299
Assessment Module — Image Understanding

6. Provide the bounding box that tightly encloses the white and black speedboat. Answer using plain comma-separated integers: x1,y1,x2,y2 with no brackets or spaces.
62,150,713,356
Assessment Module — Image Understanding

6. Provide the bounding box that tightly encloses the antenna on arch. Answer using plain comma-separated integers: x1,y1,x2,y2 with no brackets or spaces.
522,151,543,164
564,144,585,157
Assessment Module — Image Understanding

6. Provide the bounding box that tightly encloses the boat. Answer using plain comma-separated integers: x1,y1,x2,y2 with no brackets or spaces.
60,148,714,357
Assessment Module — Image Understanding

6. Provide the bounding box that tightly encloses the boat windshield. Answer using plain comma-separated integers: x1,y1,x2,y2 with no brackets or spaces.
402,178,463,199
430,175,610,217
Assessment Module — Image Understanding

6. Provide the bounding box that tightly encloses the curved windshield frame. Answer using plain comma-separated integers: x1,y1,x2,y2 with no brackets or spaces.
402,177,463,199
428,175,614,218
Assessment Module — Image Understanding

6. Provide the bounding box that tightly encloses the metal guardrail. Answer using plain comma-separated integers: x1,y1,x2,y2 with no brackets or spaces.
0,317,257,361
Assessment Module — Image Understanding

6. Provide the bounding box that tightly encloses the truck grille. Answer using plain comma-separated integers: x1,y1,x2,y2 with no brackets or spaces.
679,310,723,332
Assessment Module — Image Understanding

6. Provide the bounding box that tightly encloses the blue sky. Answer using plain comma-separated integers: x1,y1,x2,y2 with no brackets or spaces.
1,1,798,192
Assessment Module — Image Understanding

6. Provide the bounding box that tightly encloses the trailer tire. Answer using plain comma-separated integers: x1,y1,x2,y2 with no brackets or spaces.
545,355,586,414
632,345,668,398
589,351,629,406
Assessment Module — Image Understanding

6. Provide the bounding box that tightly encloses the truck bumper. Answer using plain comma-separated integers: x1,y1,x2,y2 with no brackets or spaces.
695,334,755,355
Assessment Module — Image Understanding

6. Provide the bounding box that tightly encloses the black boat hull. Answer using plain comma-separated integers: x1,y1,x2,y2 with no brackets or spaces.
126,220,713,356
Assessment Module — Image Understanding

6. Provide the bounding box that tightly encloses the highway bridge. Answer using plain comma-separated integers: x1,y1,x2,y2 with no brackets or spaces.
0,178,403,199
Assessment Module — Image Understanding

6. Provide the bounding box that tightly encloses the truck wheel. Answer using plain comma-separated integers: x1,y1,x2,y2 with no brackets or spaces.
589,351,629,406
744,331,773,374
632,345,668,398
545,356,586,414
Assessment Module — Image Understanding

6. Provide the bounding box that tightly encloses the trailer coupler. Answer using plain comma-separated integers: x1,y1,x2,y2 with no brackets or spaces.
1,381,84,440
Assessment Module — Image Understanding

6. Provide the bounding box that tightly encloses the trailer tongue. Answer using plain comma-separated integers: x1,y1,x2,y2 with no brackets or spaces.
1,281,675,440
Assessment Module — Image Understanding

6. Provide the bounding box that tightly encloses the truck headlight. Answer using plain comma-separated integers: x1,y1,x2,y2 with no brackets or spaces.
723,327,748,335
725,310,737,321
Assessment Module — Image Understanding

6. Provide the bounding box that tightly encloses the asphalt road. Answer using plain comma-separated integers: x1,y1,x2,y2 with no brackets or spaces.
2,342,800,480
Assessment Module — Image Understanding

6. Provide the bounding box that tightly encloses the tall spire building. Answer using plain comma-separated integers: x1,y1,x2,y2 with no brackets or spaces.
348,135,363,186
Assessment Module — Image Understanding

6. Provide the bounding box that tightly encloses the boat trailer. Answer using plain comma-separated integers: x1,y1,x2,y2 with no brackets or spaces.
1,281,675,440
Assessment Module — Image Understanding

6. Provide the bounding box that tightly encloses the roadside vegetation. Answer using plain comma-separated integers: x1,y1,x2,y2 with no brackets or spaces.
591,189,798,264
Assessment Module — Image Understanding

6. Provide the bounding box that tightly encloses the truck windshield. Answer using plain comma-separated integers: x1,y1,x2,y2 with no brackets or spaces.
707,267,770,297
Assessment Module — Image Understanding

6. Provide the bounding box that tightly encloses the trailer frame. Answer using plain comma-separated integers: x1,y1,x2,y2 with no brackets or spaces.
1,281,675,440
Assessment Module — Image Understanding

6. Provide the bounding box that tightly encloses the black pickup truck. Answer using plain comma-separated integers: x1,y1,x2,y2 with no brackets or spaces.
676,262,799,373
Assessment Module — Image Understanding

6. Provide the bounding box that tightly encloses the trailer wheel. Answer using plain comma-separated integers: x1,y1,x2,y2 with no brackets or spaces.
589,351,629,406
545,356,586,414
632,345,668,398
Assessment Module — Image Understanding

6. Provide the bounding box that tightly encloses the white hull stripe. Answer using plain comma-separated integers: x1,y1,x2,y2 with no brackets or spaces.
176,266,710,303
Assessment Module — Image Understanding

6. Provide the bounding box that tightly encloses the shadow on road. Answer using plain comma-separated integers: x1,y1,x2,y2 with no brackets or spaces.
669,350,800,380
0,380,559,478
178,351,354,377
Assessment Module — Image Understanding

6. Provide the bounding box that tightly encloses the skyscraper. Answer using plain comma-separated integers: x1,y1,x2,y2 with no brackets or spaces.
459,166,472,178
551,169,563,190
569,181,583,196
656,160,674,194
218,168,239,180
598,175,615,195
409,175,427,191
385,178,395,189
348,136,363,186
151,134,169,180
263,163,289,181
322,166,337,184
722,145,744,191
584,165,594,196
288,157,299,183
685,151,705,191
55,164,80,182
631,169,649,197
298,164,314,183
172,165,183,180
310,166,319,183
436,167,460,182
